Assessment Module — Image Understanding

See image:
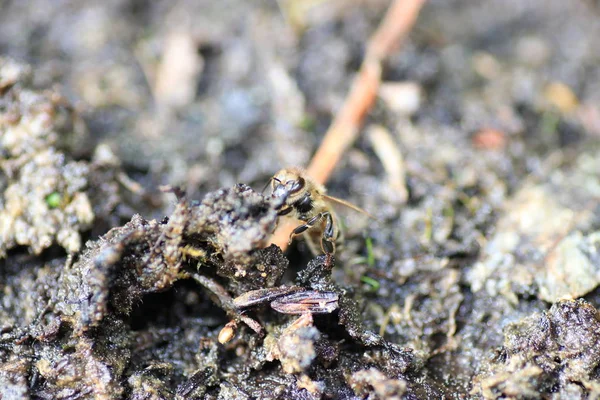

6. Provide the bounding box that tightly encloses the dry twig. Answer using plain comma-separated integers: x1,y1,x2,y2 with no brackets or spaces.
367,124,408,204
272,0,426,250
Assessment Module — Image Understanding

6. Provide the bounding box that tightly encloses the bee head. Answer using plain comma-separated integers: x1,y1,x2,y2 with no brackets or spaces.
270,169,306,206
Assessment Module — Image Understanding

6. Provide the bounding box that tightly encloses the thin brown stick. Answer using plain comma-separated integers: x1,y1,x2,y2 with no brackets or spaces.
307,0,426,185
272,0,426,251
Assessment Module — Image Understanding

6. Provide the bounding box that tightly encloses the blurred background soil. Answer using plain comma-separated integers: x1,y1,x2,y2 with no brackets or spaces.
1,0,600,398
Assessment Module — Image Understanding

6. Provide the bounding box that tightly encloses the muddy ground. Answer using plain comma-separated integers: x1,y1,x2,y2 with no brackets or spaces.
1,0,600,399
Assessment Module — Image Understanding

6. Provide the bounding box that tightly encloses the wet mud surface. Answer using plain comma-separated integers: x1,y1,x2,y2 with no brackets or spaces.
1,0,600,399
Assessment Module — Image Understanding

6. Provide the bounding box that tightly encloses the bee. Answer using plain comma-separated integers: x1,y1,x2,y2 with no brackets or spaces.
268,167,372,255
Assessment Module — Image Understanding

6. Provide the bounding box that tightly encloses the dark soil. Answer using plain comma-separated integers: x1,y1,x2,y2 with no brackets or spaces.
1,1,600,399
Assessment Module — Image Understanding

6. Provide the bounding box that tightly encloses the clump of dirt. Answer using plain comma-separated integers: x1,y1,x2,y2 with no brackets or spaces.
0,57,93,256
0,56,148,259
0,181,274,397
1,180,425,398
472,299,600,399
467,150,600,304
349,368,407,400
186,183,278,265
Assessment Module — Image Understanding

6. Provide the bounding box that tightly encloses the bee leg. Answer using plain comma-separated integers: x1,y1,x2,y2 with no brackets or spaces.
321,212,336,255
288,212,326,245
277,206,293,216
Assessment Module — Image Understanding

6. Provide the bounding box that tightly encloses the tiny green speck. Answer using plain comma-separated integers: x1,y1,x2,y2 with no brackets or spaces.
45,192,61,208
365,237,375,267
298,115,317,132
360,275,380,291
541,111,560,136
443,204,455,219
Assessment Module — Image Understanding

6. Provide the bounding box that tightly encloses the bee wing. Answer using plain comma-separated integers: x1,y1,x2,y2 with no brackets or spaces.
271,291,339,314
322,194,377,220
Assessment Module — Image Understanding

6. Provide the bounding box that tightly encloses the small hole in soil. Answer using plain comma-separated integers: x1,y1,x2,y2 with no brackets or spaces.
129,279,227,331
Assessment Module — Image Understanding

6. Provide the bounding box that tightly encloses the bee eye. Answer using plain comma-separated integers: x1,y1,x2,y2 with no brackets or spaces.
288,177,305,194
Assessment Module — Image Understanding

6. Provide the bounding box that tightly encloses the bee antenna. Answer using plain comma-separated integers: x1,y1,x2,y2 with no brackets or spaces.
261,177,273,194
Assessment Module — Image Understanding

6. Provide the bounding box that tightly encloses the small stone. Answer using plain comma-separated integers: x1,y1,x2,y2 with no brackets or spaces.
378,82,422,116
544,82,578,114
472,52,501,80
